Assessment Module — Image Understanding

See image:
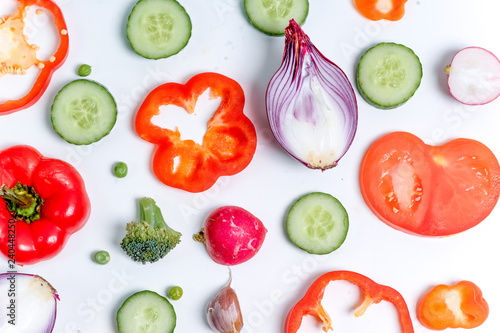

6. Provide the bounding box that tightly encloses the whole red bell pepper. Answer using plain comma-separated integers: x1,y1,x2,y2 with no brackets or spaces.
0,146,90,265
285,270,414,333
135,72,257,193
417,281,489,330
0,0,69,115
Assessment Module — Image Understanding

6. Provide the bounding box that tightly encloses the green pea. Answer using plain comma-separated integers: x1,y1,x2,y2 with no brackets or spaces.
168,286,183,300
78,64,92,77
94,250,110,265
114,162,128,178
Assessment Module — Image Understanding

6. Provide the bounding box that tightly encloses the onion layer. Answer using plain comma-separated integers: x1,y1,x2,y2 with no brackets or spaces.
266,20,358,170
0,273,58,333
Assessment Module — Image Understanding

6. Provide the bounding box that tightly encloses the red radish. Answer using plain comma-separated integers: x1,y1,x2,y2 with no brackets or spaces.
194,206,267,265
445,47,500,105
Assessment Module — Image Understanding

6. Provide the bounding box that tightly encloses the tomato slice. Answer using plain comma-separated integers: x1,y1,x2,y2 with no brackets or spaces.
360,132,500,236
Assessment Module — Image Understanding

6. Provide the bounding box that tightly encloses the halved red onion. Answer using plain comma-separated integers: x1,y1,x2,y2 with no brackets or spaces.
266,20,358,170
0,273,58,332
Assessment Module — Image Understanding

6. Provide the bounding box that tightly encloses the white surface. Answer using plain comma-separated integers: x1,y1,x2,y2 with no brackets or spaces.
1,0,500,332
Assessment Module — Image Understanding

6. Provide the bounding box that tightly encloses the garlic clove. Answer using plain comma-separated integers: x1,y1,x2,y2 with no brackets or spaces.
207,271,243,333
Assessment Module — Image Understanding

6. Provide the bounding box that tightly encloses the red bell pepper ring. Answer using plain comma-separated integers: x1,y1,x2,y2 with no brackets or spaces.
417,281,489,330
0,0,69,115
0,146,90,265
285,270,414,333
135,72,257,193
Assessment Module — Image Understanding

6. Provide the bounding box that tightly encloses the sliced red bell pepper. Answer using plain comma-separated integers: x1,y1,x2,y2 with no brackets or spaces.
0,0,69,115
354,0,408,21
417,281,489,330
135,72,257,193
285,270,414,333
0,146,90,265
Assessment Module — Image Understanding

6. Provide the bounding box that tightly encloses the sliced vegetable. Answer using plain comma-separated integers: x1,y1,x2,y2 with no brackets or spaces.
244,0,309,36
0,145,91,265
354,0,408,21
127,0,192,59
135,72,257,193
0,0,69,115
445,47,500,105
417,281,489,330
51,79,117,145
285,270,414,333
207,270,243,333
286,192,348,254
78,64,92,77
120,197,181,264
266,20,357,170
194,206,267,266
168,286,183,300
93,250,110,265
359,132,500,236
357,42,422,109
117,290,176,333
0,273,58,332
114,162,128,178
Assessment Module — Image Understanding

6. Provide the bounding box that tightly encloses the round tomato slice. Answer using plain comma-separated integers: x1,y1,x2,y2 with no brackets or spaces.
360,132,500,236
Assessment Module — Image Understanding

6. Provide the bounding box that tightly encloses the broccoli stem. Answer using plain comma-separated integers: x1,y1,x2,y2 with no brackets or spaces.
139,197,172,231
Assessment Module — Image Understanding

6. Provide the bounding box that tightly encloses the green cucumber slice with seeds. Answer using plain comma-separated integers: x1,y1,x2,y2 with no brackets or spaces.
127,0,192,59
244,0,309,36
51,79,117,145
286,192,349,254
357,42,423,109
117,290,176,333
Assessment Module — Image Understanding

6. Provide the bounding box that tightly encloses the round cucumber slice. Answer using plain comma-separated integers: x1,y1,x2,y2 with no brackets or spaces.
357,42,423,109
244,0,309,36
117,290,176,333
286,192,349,254
51,79,117,145
127,0,192,59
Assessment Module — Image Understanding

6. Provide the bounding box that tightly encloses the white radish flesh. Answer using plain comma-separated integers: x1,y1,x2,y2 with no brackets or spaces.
445,47,500,105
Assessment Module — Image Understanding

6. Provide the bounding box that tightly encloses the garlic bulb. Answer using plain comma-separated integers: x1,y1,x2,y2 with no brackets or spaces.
207,271,243,333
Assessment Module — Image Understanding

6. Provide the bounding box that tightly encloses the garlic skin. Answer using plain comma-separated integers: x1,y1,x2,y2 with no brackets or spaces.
207,272,243,333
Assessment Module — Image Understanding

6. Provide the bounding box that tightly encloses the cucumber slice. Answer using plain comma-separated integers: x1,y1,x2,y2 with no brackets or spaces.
244,0,309,36
51,79,117,145
127,0,192,59
117,290,176,333
357,42,422,109
286,192,348,254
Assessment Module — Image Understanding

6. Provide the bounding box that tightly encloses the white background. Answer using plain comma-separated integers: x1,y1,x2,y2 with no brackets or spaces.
1,0,500,332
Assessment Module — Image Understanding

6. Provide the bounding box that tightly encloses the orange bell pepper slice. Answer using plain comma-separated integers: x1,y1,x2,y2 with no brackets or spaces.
417,281,489,330
285,270,414,333
135,72,257,193
0,0,69,115
354,0,408,21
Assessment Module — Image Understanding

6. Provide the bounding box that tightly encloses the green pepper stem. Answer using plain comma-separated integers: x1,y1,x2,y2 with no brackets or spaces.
0,185,29,206
0,182,43,223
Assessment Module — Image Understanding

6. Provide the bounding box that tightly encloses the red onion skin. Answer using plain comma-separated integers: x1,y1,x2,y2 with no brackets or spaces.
0,273,58,333
266,20,358,170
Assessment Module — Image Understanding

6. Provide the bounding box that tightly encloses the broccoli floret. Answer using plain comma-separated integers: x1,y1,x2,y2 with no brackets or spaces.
120,197,181,264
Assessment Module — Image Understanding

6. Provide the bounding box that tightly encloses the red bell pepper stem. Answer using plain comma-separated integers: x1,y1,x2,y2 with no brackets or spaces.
285,270,414,333
0,0,69,115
